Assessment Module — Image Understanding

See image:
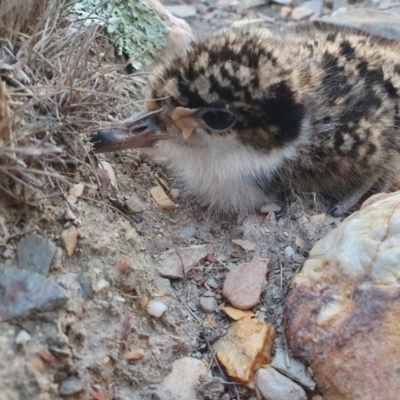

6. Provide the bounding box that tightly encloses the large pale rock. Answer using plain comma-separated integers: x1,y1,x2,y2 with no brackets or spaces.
162,357,207,400
285,191,400,400
213,318,274,387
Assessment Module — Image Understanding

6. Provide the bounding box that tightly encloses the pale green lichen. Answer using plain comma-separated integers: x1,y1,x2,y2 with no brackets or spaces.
70,0,169,69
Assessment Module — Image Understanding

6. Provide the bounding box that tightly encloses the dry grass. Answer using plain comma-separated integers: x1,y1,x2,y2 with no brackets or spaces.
0,0,144,203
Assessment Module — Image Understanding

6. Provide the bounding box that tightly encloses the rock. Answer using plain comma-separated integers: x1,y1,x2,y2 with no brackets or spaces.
285,191,400,400
222,258,269,310
195,377,225,399
157,245,212,279
231,18,268,31
59,376,86,396
98,161,117,188
69,183,84,198
232,239,256,252
318,8,400,41
239,0,268,9
154,276,172,295
15,330,31,344
165,5,197,19
39,347,55,363
17,233,56,276
60,226,78,256
0,267,68,322
124,348,145,362
94,279,110,294
260,203,281,214
221,306,255,320
116,258,131,275
309,213,326,224
64,208,77,221
125,193,146,213
76,273,92,299
271,348,315,390
284,246,295,259
163,357,207,400
255,367,307,400
147,300,167,317
213,319,274,387
292,0,323,19
199,296,218,313
281,6,292,17
149,185,176,211
30,357,45,373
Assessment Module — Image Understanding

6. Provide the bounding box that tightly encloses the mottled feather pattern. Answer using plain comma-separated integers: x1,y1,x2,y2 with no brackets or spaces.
115,22,400,216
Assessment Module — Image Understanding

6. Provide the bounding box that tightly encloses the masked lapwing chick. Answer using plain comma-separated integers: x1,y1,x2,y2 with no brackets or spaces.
91,22,400,217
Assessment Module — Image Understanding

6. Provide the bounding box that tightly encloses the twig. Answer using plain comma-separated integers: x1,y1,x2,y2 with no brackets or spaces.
171,288,203,325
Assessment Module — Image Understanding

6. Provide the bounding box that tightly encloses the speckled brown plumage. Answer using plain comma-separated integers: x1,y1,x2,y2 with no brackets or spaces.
92,22,400,217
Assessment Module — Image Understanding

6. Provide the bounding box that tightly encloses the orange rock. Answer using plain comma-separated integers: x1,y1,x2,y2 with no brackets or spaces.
149,185,176,211
221,306,255,321
213,318,274,387
285,191,400,400
30,357,45,373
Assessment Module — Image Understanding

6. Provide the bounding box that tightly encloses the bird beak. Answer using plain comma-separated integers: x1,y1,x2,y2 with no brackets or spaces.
90,110,170,153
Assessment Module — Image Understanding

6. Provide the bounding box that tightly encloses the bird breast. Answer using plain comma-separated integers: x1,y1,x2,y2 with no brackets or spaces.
153,134,299,214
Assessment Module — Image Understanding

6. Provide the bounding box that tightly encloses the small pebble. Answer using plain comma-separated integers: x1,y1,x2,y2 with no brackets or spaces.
284,246,295,259
30,357,45,374
116,258,131,274
281,6,292,17
15,330,31,344
124,349,145,362
69,183,84,198
256,367,307,400
147,300,167,317
199,297,218,313
223,258,269,310
39,347,55,363
59,376,86,396
94,279,110,293
61,226,78,256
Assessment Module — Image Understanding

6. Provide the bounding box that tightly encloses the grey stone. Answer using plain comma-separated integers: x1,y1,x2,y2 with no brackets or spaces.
255,367,307,400
59,376,86,396
199,297,218,313
0,266,69,322
17,233,56,276
284,246,295,259
178,227,196,240
165,5,197,19
76,273,92,299
319,8,400,41
154,276,172,295
125,193,146,213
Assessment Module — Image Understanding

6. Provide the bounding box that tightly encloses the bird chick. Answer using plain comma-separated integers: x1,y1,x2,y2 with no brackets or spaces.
92,22,400,217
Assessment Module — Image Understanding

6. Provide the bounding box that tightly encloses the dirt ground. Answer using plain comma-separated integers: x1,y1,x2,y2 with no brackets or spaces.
3,0,395,399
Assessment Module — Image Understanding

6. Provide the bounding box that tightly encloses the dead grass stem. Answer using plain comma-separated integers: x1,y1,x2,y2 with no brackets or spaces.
0,0,141,202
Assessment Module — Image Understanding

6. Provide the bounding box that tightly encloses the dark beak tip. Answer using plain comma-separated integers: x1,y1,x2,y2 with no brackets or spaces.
90,132,114,152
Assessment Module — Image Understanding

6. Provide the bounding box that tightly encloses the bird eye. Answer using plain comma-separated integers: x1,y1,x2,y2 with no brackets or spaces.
201,110,236,132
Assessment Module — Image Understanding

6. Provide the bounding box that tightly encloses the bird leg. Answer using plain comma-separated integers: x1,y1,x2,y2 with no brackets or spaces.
327,178,383,217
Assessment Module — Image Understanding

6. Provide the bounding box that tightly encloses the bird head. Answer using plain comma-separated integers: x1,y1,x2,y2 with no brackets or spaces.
91,30,305,154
